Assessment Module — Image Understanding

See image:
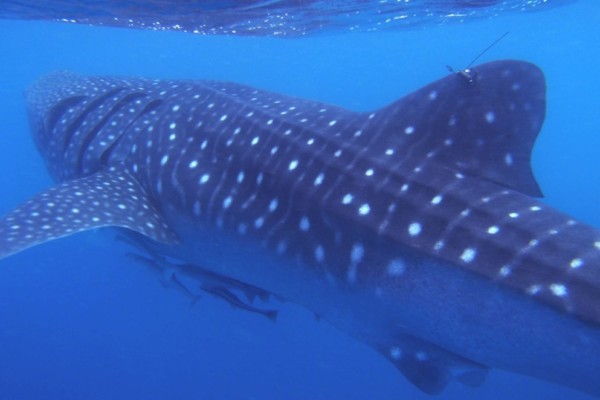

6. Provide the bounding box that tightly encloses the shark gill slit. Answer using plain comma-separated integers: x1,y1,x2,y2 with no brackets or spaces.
99,98,165,167
44,95,86,138
60,88,125,154
75,92,147,173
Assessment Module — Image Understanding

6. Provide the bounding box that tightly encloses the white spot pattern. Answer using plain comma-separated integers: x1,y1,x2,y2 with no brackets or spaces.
389,347,402,360
460,248,476,263
549,283,568,297
570,258,583,269
299,216,310,231
314,173,324,186
387,259,405,276
314,245,325,263
199,174,210,184
408,222,421,237
358,204,371,215
351,243,364,264
487,225,500,234
268,198,278,212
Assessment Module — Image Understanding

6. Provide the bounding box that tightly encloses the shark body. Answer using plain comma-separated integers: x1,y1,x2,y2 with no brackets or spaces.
1,60,599,395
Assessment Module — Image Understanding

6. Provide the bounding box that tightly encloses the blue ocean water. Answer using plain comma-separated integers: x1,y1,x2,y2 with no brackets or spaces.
0,1,599,399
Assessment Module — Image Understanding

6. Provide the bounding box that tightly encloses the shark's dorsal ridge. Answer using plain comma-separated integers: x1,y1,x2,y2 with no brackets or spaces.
0,166,178,259
364,60,545,197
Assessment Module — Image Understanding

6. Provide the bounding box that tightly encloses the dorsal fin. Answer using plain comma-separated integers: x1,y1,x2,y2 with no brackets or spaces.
364,60,545,196
0,166,178,260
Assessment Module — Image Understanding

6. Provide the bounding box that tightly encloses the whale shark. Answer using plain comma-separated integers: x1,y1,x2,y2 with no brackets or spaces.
1,60,599,396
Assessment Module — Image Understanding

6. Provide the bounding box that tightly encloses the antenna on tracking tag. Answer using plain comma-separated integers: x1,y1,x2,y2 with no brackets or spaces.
446,31,510,85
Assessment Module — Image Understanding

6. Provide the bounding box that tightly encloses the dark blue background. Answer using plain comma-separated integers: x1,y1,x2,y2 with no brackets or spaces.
0,2,598,399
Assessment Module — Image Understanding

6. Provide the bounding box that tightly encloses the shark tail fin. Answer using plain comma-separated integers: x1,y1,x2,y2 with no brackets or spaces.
0,166,178,260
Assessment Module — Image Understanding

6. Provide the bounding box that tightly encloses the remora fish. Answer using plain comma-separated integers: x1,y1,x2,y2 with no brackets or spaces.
124,242,280,320
1,61,599,396
118,232,276,304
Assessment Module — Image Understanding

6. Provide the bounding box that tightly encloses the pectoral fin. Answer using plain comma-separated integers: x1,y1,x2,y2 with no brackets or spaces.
372,333,489,394
0,167,178,260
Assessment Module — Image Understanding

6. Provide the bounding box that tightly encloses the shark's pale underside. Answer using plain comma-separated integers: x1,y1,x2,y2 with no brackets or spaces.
1,60,599,396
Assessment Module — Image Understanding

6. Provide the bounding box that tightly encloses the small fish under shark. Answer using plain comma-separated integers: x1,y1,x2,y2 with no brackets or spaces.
120,233,280,321
0,60,599,396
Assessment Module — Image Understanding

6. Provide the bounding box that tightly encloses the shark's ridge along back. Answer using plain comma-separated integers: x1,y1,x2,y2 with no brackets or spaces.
2,60,600,396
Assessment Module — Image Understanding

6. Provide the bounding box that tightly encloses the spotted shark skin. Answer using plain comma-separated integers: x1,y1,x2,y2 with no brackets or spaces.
1,60,599,395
